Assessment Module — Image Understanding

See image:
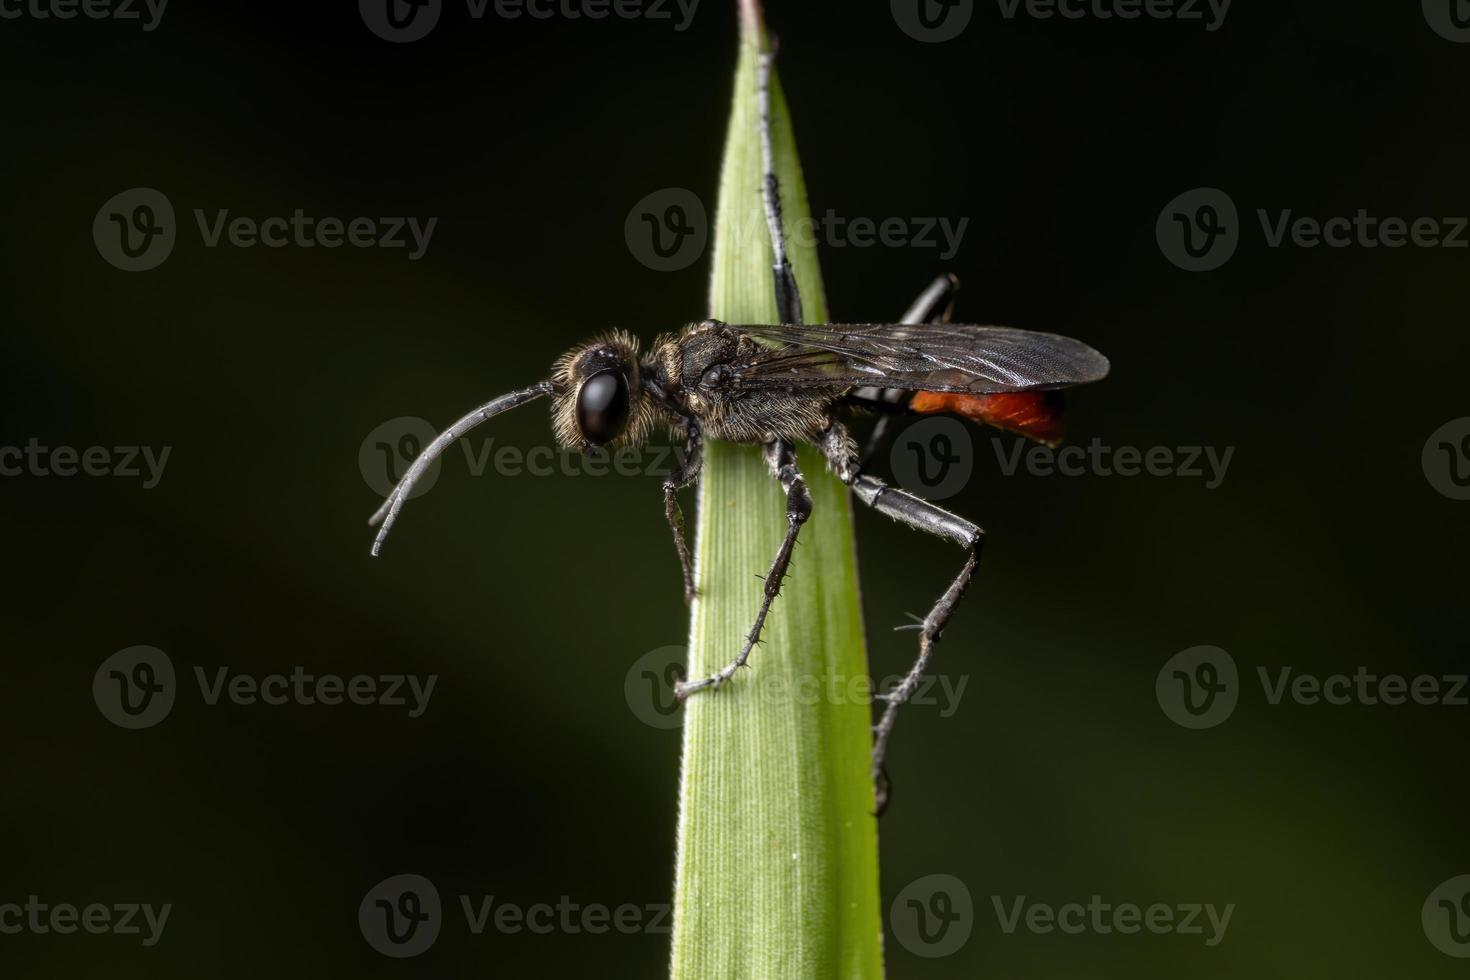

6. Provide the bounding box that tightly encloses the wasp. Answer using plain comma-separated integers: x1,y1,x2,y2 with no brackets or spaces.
367,276,1107,788
367,51,1109,809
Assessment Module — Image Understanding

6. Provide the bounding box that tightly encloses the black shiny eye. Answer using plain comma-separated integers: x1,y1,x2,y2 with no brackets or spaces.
576,369,630,446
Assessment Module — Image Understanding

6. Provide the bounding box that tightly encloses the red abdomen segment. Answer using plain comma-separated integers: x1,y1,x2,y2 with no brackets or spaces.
909,390,1066,447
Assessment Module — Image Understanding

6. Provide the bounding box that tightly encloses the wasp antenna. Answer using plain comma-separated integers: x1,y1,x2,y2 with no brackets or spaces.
368,381,554,557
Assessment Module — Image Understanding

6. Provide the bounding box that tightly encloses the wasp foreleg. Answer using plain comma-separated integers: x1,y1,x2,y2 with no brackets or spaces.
662,419,704,605
674,438,810,698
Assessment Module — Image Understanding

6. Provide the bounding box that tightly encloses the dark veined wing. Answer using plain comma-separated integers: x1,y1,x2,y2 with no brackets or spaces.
724,321,1110,394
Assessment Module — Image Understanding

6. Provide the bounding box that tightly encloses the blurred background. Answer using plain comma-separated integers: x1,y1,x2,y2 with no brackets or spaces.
2,0,1467,975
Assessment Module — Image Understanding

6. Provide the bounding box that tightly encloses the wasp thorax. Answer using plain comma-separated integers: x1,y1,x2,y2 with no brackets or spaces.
550,331,654,453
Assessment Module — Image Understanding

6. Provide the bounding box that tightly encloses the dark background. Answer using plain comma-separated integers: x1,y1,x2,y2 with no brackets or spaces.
3,0,1467,976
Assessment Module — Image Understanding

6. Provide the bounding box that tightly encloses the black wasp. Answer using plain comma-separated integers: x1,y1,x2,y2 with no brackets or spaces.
367,52,1109,809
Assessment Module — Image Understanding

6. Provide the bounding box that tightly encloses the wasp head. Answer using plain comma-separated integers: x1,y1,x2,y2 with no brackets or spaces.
550,331,656,453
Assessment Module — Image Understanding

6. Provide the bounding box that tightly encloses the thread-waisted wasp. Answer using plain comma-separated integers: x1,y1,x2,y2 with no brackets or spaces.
367,50,1109,810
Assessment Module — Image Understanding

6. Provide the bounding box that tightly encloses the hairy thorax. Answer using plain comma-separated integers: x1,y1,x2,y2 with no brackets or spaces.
646,322,843,445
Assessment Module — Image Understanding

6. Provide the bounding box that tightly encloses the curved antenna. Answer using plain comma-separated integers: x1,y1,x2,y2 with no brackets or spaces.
368,380,554,556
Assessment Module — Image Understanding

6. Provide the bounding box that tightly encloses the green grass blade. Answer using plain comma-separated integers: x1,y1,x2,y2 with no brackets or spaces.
668,4,884,978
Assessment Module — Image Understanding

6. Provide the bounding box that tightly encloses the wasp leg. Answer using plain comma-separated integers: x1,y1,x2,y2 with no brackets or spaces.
663,420,704,605
675,438,811,699
822,423,983,814
901,272,960,325
860,273,963,465
757,49,803,326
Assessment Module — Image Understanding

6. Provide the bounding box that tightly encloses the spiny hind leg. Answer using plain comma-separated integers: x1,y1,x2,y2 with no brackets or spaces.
823,423,983,814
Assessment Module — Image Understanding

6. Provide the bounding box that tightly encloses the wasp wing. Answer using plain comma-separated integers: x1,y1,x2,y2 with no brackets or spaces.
725,322,1109,394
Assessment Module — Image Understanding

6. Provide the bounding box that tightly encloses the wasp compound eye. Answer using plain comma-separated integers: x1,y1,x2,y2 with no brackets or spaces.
576,369,630,446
